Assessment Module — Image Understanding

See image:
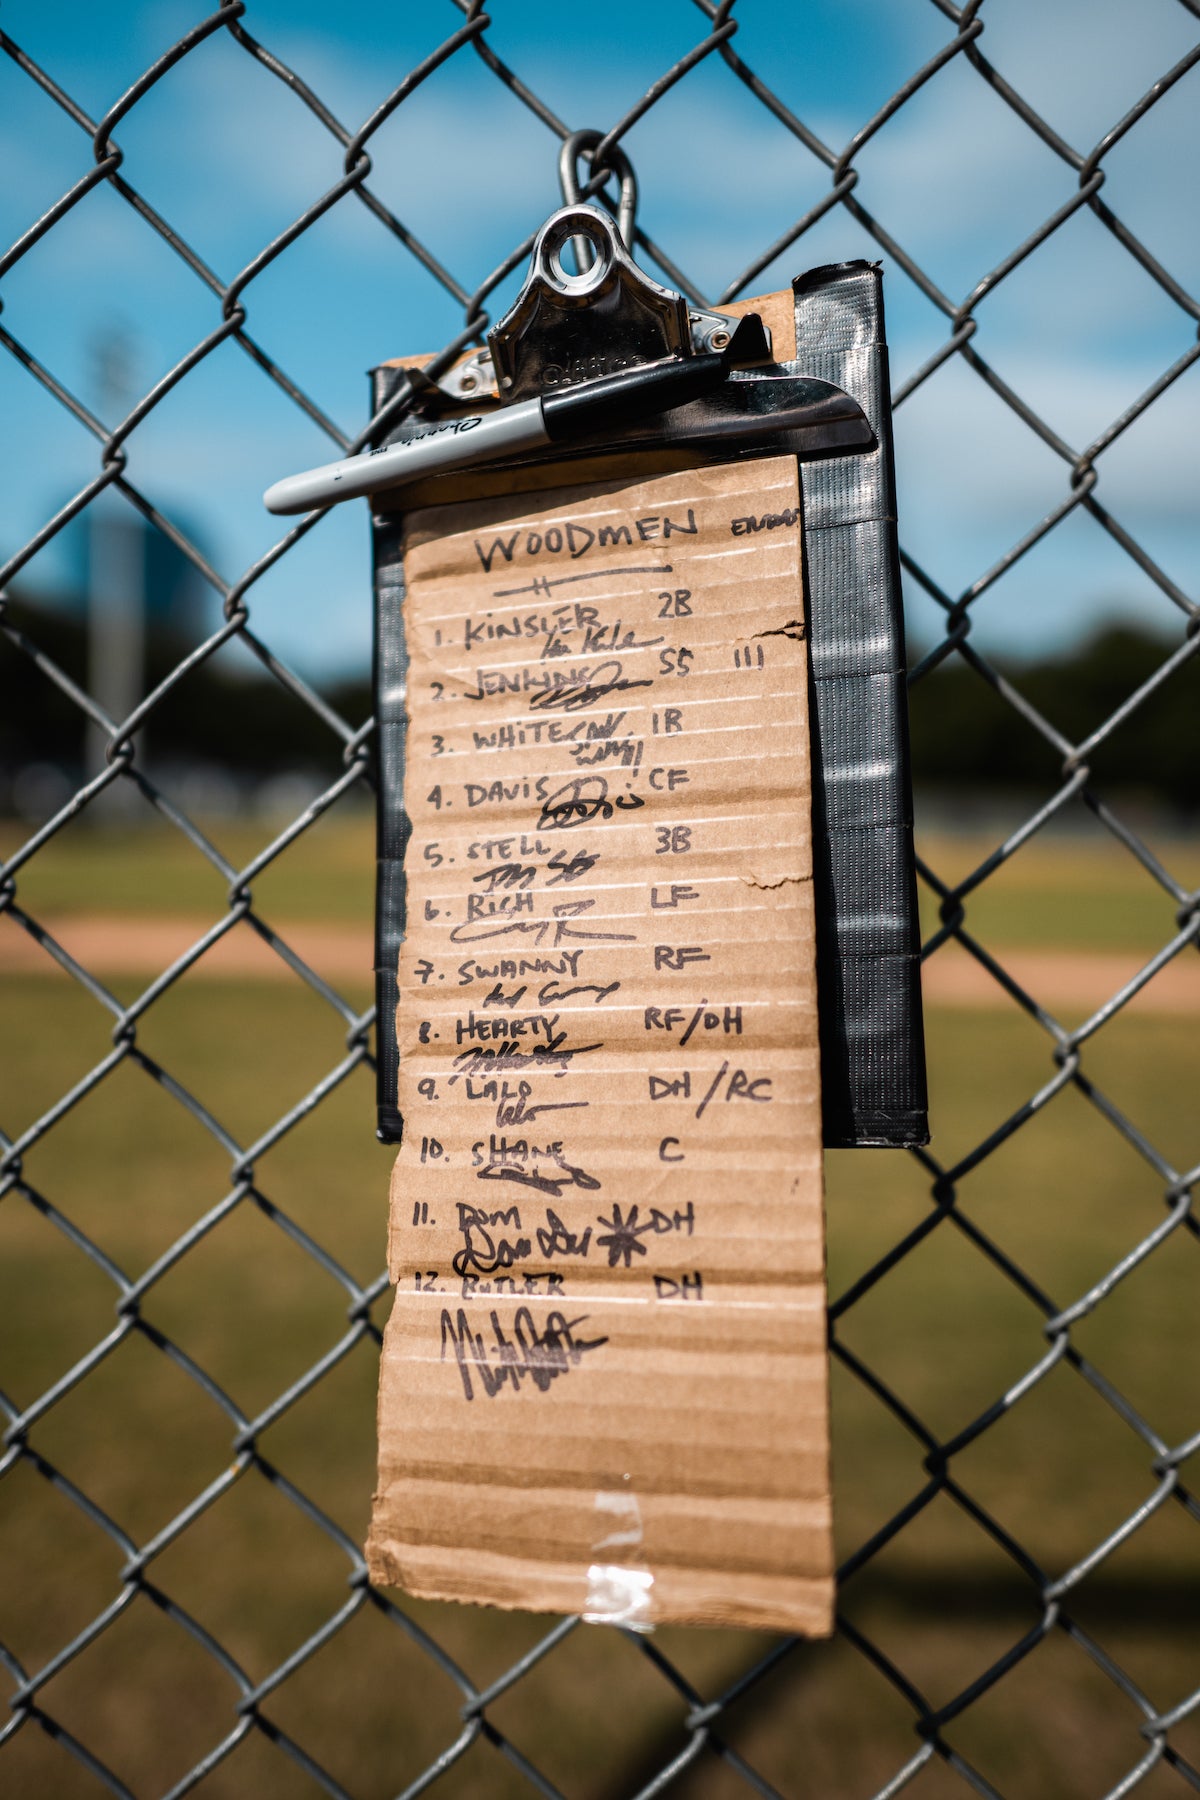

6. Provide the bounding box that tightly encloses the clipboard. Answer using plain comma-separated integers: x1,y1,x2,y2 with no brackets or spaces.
369,235,928,1151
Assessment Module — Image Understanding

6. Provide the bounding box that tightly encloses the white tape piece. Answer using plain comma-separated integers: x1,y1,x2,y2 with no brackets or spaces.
584,1491,653,1628
592,1489,643,1554
583,1563,655,1630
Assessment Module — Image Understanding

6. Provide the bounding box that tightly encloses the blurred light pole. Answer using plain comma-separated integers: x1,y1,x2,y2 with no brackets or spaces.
87,328,142,816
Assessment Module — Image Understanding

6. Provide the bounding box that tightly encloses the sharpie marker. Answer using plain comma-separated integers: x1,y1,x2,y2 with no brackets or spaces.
263,353,730,516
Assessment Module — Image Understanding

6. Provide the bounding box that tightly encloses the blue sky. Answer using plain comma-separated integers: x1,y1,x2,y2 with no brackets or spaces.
2,0,1198,676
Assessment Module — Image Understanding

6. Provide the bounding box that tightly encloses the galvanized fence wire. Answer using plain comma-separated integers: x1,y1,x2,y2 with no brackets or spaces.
1,0,1198,1793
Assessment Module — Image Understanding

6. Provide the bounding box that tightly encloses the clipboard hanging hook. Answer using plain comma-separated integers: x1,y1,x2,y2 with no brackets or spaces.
558,129,638,266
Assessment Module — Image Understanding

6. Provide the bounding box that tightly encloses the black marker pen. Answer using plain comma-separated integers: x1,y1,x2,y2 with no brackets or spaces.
263,354,727,516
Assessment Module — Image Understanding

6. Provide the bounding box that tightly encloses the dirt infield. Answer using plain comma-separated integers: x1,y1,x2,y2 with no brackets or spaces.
2,913,1197,1017
0,914,376,986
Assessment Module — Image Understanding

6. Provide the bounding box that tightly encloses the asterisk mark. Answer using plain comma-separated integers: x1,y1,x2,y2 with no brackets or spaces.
595,1203,648,1269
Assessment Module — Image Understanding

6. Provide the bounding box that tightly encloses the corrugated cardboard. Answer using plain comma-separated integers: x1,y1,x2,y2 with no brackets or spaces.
367,452,833,1634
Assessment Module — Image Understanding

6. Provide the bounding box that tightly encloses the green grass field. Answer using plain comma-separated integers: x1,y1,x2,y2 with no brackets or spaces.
1,820,1198,1798
0,812,378,926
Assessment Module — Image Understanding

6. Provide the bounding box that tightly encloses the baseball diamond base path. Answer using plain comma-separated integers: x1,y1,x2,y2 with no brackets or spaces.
1,914,1198,1016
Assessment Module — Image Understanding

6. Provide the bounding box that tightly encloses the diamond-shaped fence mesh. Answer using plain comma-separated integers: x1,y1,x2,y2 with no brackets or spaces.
2,1,1198,1795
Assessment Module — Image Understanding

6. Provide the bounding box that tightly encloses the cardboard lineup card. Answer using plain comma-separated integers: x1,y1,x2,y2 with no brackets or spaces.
367,456,833,1635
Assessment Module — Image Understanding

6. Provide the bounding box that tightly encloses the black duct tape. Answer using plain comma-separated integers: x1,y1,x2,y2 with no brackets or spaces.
794,261,928,1146
373,515,408,1145
371,259,928,1147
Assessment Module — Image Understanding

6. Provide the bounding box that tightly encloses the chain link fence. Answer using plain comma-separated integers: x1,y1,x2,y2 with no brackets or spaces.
2,1,1199,1795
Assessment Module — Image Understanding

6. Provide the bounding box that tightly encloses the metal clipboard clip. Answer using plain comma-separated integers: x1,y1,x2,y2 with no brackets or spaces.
263,204,874,516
